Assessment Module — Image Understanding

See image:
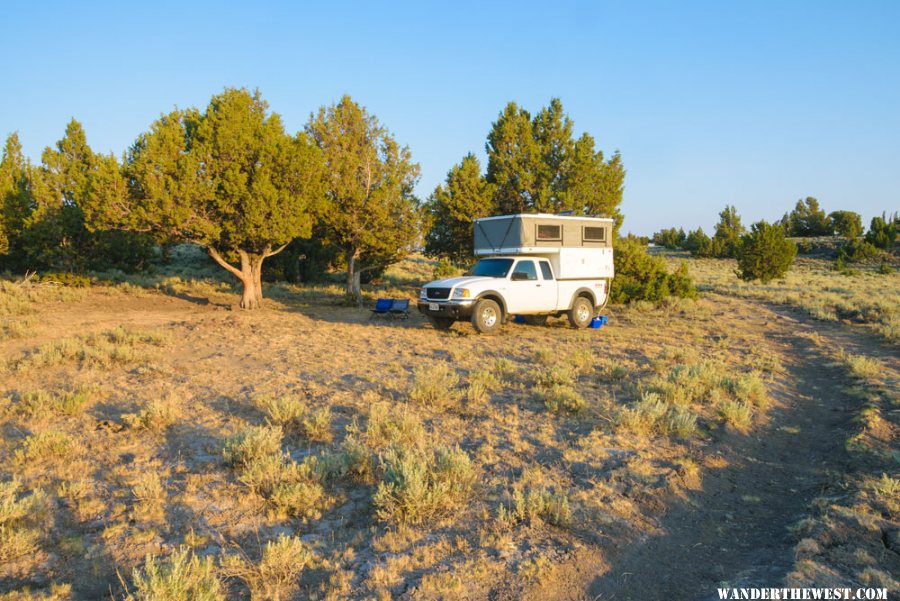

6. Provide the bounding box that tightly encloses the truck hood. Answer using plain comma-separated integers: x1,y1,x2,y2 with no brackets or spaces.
423,276,499,289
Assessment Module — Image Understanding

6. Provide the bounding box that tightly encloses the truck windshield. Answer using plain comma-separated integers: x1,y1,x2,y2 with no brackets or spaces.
469,258,514,278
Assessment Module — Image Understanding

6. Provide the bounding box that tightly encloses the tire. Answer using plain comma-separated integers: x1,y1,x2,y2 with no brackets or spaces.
567,295,594,329
471,299,502,335
522,315,549,326
427,316,455,331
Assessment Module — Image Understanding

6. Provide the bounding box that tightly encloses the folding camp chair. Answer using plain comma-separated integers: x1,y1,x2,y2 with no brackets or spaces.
389,298,410,320
369,298,393,319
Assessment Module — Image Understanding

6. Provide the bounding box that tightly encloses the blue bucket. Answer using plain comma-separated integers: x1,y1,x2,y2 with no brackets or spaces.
589,315,609,329
513,315,526,324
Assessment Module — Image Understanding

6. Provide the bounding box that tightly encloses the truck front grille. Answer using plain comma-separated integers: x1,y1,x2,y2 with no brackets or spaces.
426,287,451,300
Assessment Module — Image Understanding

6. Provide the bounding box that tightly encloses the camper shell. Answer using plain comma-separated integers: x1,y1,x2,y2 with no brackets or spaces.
474,214,615,280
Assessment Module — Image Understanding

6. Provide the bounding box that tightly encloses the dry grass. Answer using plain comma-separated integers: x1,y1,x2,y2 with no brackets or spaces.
2,253,890,598
671,253,900,343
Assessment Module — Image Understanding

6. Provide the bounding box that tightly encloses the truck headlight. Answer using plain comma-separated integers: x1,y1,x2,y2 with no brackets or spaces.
420,288,427,299
452,288,471,299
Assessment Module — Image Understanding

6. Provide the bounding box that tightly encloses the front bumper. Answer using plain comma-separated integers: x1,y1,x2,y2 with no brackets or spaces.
417,299,475,320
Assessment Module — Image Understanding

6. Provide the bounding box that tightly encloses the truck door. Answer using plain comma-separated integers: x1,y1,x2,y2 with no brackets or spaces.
506,259,556,314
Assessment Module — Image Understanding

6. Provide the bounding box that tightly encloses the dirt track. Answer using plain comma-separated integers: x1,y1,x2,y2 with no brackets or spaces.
578,299,898,600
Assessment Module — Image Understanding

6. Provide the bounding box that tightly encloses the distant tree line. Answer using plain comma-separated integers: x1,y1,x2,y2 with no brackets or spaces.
650,198,898,283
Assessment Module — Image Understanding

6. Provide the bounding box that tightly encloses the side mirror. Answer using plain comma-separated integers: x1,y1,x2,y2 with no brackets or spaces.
511,272,529,281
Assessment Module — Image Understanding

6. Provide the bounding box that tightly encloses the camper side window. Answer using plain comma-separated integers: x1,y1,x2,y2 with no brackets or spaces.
583,226,606,242
536,224,562,241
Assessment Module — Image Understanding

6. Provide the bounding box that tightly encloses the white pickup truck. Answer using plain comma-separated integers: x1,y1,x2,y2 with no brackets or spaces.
418,214,614,334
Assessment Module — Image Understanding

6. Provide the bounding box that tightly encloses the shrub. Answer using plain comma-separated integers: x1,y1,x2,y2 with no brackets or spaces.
128,547,223,601
14,431,75,463
498,486,572,527
710,205,746,258
0,478,48,562
865,213,897,250
683,227,712,256
13,388,90,418
409,363,461,410
783,197,830,237
374,445,477,524
257,394,305,431
652,227,686,249
828,210,863,238
837,239,879,262
432,258,462,279
538,384,585,414
718,400,752,431
364,402,426,451
131,473,167,521
221,534,313,601
236,453,328,519
300,407,333,443
122,397,178,432
616,392,698,439
610,236,697,303
736,221,797,283
223,425,283,469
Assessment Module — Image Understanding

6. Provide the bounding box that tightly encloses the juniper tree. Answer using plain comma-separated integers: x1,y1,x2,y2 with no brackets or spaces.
424,154,496,264
85,88,326,309
306,95,421,303
736,221,797,283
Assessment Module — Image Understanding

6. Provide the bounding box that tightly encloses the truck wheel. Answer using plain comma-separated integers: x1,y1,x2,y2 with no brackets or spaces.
471,299,502,335
522,315,549,326
428,316,455,331
567,296,594,329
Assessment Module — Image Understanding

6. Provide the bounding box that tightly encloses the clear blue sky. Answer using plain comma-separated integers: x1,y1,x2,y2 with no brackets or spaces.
2,0,898,235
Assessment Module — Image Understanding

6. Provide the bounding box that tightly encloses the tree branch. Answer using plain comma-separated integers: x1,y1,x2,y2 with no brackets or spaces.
264,242,290,258
207,247,244,280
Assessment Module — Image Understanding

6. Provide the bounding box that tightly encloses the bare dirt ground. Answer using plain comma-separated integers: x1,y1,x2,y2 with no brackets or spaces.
1,281,897,600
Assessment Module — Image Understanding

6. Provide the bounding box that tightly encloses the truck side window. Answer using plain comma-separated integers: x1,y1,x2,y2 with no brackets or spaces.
511,260,538,281
539,261,554,280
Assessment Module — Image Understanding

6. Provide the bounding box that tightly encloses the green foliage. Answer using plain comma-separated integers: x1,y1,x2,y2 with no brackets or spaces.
828,210,863,238
484,99,624,227
610,236,697,303
783,197,831,237
710,205,745,258
865,213,897,250
837,238,879,263
424,154,496,263
87,89,326,308
652,227,686,249
0,126,153,274
683,227,712,256
306,95,422,302
736,220,797,283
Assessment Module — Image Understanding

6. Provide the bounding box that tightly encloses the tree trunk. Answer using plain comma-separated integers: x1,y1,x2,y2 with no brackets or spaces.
238,250,264,310
345,249,362,304
207,244,288,310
